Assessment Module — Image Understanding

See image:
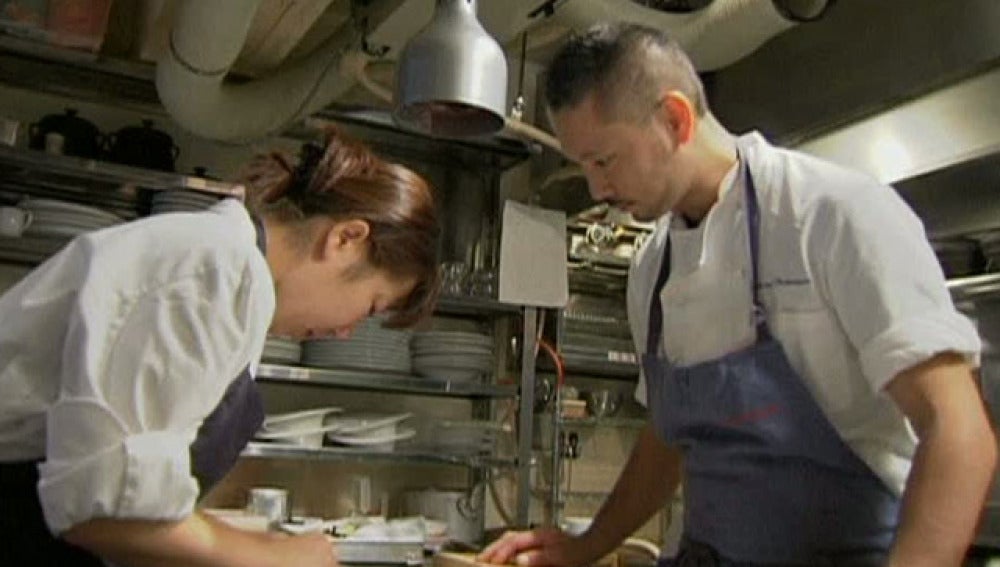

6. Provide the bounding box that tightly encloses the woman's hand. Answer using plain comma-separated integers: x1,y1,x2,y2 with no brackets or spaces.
276,533,338,567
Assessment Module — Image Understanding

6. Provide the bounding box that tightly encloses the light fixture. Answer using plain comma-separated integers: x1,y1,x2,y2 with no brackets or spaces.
394,0,508,138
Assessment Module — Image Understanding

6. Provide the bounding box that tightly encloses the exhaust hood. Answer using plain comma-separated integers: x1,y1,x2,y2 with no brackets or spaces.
795,65,1000,185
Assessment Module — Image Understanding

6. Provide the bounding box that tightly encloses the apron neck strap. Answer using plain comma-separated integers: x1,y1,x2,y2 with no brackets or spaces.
646,232,672,356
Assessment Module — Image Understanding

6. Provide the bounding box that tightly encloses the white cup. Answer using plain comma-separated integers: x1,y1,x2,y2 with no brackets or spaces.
45,132,65,155
0,207,33,237
0,118,19,146
246,487,289,529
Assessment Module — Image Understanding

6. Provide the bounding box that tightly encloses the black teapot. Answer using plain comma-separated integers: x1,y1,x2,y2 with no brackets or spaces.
105,119,180,172
28,108,105,159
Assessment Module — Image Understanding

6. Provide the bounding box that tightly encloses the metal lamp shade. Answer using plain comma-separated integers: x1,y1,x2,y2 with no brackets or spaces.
394,0,508,138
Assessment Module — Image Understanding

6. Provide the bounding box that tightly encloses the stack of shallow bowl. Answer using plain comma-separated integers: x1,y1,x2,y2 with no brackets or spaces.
411,331,493,382
260,337,302,365
301,315,412,373
150,190,222,214
20,198,123,239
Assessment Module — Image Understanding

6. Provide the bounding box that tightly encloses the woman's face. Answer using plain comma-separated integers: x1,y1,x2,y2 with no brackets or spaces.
268,220,418,340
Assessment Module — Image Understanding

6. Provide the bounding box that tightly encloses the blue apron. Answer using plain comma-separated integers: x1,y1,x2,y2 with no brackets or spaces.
0,212,268,565
646,153,900,566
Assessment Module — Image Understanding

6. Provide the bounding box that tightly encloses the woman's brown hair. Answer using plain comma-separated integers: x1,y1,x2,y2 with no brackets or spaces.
240,127,441,327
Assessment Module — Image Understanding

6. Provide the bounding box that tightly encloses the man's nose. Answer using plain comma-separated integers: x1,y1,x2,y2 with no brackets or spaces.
586,171,614,202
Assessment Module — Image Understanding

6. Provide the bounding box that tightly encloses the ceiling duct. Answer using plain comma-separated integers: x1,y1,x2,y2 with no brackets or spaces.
155,0,362,142
394,0,508,138
629,0,717,13
533,0,805,71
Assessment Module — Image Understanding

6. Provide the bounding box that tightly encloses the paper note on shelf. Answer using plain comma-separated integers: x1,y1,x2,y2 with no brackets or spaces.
498,200,568,308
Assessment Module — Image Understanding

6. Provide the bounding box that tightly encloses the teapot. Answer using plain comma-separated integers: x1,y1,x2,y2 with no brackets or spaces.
105,119,180,172
28,108,104,159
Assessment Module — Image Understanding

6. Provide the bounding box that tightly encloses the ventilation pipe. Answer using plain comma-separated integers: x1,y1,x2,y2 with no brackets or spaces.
155,0,359,142
528,0,828,71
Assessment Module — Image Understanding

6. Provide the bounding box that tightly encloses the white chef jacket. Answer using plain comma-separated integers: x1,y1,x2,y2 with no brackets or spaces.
0,199,275,534
628,132,981,496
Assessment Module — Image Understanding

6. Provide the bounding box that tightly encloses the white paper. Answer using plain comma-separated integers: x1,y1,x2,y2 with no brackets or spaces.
498,200,568,308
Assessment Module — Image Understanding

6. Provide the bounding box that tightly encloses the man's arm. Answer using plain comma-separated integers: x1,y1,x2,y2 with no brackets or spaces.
885,352,997,567
479,423,682,567
63,509,337,567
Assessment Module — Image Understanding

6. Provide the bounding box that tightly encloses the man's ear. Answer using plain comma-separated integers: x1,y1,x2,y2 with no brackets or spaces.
660,90,696,145
322,219,371,259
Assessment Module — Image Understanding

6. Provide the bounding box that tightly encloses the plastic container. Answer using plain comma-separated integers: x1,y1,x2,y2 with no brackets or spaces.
0,0,48,38
45,0,111,51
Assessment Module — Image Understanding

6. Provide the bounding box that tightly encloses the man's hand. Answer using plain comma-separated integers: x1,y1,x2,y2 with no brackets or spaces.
477,528,592,567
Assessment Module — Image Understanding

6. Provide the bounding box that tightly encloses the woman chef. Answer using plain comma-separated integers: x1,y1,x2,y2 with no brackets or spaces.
0,127,441,567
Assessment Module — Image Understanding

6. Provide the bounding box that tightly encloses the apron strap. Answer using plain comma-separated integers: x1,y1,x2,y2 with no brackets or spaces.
741,151,771,342
646,238,672,356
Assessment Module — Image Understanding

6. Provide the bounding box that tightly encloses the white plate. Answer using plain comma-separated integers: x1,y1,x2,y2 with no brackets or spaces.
255,422,344,440
326,412,413,435
20,198,123,223
327,427,416,445
263,407,342,430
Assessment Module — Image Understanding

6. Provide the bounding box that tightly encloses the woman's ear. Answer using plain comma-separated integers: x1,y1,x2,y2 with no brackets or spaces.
322,219,371,259
660,90,696,145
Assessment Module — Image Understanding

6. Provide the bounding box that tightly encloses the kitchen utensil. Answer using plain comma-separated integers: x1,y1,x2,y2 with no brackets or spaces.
403,485,484,544
0,206,32,237
28,108,104,159
105,119,180,172
583,389,622,418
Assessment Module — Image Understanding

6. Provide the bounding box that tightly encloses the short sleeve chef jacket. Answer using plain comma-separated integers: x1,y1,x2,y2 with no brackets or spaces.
628,132,981,496
0,199,275,533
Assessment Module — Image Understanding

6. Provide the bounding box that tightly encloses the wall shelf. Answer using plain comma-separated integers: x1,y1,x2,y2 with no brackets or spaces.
242,441,517,469
435,294,523,316
0,144,243,200
557,416,647,429
256,363,517,399
947,273,1000,301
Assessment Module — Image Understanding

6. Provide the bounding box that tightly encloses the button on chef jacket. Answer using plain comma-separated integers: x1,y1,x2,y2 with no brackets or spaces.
0,199,275,534
628,132,981,496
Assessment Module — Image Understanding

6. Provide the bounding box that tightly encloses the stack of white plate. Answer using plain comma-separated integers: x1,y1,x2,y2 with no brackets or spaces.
20,198,124,239
411,331,494,382
422,419,503,455
325,412,416,452
150,190,222,214
260,337,302,365
301,315,412,373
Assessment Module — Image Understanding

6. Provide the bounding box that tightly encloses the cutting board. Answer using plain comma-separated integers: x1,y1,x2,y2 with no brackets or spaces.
434,550,623,567
433,552,507,567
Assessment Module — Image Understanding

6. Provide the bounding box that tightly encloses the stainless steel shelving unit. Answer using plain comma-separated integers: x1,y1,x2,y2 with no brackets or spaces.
0,111,540,532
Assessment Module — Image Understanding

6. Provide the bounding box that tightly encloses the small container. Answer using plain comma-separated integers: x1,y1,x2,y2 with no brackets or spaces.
246,487,289,529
